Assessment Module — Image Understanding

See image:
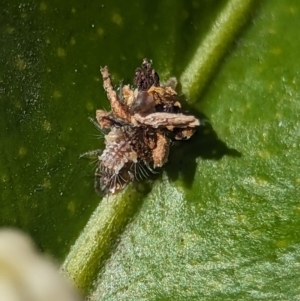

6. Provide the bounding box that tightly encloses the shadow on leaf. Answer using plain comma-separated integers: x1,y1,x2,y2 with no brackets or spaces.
166,111,241,188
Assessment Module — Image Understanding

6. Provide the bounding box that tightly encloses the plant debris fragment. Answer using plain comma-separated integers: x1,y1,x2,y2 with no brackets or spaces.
82,59,200,194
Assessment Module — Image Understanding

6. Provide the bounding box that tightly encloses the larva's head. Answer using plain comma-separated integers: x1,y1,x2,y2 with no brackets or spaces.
96,110,114,129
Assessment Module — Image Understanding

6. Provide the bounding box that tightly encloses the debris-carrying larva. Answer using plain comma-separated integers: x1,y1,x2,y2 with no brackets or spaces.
82,59,200,194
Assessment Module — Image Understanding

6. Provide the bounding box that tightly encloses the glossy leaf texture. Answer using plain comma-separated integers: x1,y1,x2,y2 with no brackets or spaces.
1,0,300,300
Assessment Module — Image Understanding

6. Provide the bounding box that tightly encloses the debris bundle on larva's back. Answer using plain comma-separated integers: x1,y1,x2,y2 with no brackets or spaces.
83,59,200,195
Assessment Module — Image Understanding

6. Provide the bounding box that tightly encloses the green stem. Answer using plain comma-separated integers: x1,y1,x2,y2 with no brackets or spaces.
180,0,258,101
61,186,144,291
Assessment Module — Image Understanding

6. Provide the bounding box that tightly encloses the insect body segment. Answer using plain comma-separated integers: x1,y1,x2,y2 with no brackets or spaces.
86,59,200,195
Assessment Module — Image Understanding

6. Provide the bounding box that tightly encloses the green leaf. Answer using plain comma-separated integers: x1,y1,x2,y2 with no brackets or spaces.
1,0,300,300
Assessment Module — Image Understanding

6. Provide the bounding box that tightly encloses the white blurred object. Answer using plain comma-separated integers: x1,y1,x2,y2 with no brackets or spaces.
0,229,81,301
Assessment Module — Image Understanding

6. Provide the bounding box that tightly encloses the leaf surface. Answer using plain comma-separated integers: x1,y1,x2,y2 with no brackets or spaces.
1,0,300,300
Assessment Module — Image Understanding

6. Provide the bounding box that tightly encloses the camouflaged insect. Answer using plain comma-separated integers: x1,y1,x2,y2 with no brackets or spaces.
82,59,200,194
